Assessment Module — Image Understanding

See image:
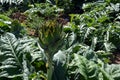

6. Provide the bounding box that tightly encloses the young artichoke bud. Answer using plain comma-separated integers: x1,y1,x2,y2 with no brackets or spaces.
38,19,65,58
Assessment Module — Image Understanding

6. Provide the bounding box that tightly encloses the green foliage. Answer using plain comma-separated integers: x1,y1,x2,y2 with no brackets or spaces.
53,50,66,80
0,33,30,78
25,3,63,19
0,14,25,37
46,0,73,11
105,0,120,3
0,0,33,5
0,0,120,80
68,2,120,51
0,0,23,4
0,33,44,80
68,53,120,80
0,14,11,21
11,20,26,38
29,71,47,80
0,33,32,80
46,0,98,13
0,14,12,34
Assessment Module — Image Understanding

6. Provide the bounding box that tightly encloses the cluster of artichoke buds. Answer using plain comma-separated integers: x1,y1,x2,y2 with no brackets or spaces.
38,19,65,59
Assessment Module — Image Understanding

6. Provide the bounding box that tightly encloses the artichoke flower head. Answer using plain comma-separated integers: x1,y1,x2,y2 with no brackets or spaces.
38,19,65,58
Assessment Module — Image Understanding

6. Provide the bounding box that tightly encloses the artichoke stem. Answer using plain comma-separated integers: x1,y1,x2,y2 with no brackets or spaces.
47,57,54,80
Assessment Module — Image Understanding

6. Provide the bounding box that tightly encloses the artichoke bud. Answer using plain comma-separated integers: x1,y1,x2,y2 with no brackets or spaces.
38,20,65,57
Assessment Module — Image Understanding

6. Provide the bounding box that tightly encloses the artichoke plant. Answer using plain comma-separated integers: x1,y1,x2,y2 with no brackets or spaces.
38,19,65,80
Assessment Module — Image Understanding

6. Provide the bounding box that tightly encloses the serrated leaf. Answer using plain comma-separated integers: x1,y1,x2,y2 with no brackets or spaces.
0,33,35,78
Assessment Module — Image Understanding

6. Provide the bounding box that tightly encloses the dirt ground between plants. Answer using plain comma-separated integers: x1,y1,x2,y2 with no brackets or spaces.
111,52,120,64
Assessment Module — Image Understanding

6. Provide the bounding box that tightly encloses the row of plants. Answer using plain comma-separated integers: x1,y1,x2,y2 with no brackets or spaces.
0,0,120,80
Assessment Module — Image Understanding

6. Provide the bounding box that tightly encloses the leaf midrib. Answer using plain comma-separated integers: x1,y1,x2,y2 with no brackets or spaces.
6,36,22,68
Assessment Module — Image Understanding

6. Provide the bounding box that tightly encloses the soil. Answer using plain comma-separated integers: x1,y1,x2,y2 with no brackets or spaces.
10,12,27,23
111,52,120,64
